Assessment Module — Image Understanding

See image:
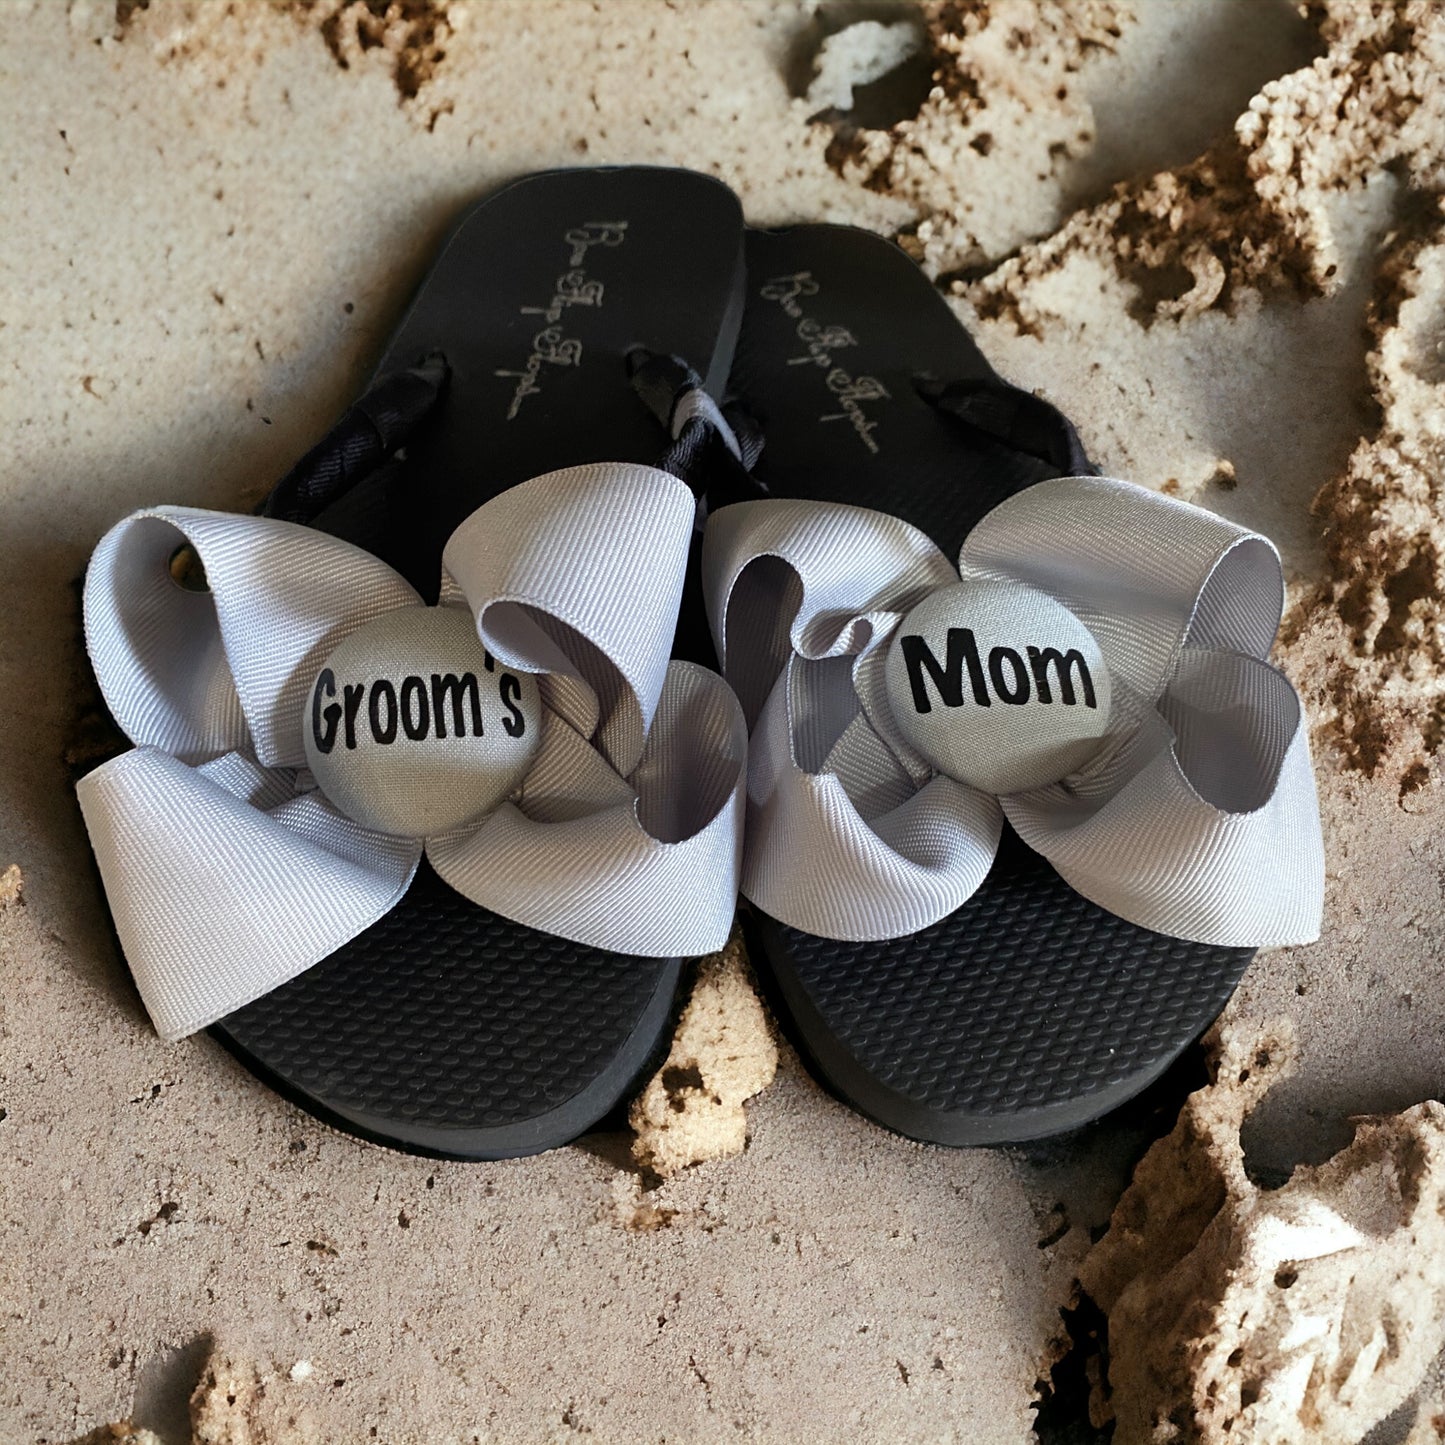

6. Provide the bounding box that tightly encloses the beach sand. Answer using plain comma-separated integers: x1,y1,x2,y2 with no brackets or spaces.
3,3,1442,1440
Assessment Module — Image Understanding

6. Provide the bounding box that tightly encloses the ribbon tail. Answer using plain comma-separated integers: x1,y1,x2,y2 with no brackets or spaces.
77,747,421,1041
428,664,745,957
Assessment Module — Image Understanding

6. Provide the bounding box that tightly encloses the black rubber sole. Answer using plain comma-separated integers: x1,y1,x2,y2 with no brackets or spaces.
215,864,684,1160
212,168,746,1159
726,224,1252,1146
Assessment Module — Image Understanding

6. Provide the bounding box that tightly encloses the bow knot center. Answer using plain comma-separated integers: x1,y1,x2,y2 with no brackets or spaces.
883,578,1114,795
303,606,543,837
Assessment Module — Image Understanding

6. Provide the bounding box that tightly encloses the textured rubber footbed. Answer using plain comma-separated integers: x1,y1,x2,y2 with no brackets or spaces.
213,169,746,1159
217,863,683,1159
756,828,1248,1145
727,225,1252,1145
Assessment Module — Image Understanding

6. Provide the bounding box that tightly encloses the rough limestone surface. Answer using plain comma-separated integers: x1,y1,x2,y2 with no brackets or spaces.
803,18,923,117
629,932,779,1181
1304,195,1445,787
1080,1024,1445,1445
966,0,1445,329
5,1,1445,1441
188,1354,287,1445
813,0,1126,277
0,862,24,909
71,1427,165,1445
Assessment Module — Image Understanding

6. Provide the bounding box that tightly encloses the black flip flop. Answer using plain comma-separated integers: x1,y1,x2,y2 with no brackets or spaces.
722,225,1253,1146
115,168,747,1159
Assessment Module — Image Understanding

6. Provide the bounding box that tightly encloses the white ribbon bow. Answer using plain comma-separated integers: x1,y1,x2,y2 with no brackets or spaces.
78,463,747,1042
702,476,1324,948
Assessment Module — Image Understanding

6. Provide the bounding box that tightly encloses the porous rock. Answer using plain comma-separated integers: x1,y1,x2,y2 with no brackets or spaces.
967,0,1445,328
68,1425,164,1445
804,18,923,116
0,863,23,909
1303,193,1445,787
629,930,778,1180
189,1353,265,1445
1082,1021,1445,1444
814,0,1128,278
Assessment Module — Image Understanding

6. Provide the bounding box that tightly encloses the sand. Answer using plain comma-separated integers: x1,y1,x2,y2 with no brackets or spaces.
3,2,1443,1441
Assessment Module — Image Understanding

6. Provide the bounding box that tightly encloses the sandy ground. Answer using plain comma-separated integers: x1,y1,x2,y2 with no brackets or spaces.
3,2,1443,1441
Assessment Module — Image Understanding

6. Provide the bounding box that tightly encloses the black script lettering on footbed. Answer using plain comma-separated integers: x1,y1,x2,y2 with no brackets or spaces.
899,629,1098,714
311,664,529,754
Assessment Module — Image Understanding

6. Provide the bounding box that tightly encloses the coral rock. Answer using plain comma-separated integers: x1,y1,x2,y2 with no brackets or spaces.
629,930,777,1180
1083,1022,1445,1444
969,0,1445,329
190,1353,267,1445
1305,194,1445,783
69,1426,164,1445
0,863,22,909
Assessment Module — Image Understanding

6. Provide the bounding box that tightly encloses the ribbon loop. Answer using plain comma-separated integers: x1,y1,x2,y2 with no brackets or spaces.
428,663,746,956
443,465,696,777
741,659,1001,941
957,477,1283,721
1004,710,1323,948
84,507,421,769
704,498,958,726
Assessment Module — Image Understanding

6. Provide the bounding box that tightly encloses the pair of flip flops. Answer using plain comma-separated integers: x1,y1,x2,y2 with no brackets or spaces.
76,167,1324,1159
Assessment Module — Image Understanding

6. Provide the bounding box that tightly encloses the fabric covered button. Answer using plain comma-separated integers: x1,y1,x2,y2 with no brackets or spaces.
884,579,1112,794
304,606,542,836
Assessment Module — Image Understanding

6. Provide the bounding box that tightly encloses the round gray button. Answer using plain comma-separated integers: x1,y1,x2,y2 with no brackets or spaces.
304,606,543,836
884,580,1112,794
